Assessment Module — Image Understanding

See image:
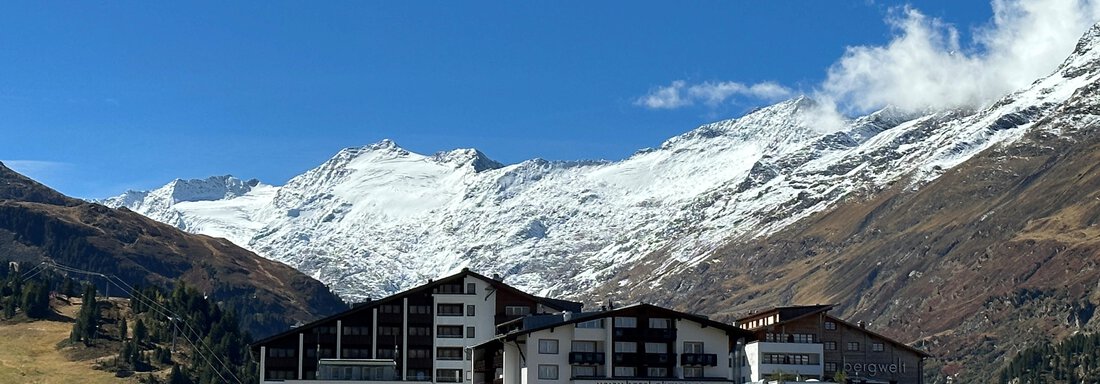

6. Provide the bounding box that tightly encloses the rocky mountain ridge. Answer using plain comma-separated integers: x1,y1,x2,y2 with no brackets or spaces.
96,21,1100,382
102,36,1089,304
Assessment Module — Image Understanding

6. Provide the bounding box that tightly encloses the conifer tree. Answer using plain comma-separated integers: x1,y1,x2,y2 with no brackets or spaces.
21,282,51,319
119,317,128,341
134,318,148,347
2,296,15,318
71,284,99,345
169,365,189,384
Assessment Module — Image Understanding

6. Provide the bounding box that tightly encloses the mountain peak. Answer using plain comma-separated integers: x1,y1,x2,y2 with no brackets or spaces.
660,95,820,151
367,138,401,151
1060,21,1100,77
432,148,503,172
332,139,411,162
161,175,259,203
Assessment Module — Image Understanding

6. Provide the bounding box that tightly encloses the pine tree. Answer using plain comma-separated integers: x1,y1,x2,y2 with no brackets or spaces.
119,317,128,341
61,277,75,297
21,282,51,319
134,318,147,347
2,296,15,318
71,284,99,345
169,365,189,384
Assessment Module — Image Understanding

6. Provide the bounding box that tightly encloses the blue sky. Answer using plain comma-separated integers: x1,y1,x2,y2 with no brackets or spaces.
0,2,1040,198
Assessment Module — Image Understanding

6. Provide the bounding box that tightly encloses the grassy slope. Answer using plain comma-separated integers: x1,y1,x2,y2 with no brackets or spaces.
0,303,135,384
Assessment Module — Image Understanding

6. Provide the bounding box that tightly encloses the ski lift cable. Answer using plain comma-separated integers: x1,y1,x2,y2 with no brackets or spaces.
38,260,244,384
102,273,245,382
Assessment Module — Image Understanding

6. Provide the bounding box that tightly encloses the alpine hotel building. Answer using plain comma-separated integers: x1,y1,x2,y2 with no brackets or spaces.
251,270,930,384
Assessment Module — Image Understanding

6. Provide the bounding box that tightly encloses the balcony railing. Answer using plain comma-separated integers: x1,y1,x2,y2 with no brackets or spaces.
569,352,606,365
680,353,718,366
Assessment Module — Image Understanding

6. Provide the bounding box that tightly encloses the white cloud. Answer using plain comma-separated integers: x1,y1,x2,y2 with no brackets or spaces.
638,0,1100,116
635,80,793,110
820,0,1100,114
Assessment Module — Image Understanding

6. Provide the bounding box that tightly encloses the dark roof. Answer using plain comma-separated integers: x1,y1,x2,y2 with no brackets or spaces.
734,304,930,359
487,303,753,344
536,295,583,313
250,268,583,349
826,314,932,358
735,304,835,326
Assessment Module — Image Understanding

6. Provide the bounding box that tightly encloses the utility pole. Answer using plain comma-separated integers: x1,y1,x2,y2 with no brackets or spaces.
169,316,179,353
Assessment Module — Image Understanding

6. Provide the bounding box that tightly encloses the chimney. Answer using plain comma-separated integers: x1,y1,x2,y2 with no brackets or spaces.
491,273,502,281
858,320,866,329
563,311,573,321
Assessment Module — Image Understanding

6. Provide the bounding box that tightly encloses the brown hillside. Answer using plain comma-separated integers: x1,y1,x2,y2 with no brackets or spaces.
0,162,346,338
598,73,1100,382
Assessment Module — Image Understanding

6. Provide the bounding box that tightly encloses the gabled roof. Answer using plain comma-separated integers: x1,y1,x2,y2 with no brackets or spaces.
486,302,753,344
825,314,932,358
735,304,835,327
733,304,931,359
250,268,582,349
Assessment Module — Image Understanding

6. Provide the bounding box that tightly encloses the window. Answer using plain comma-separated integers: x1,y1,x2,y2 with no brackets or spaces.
576,319,603,328
436,283,464,294
646,367,667,377
467,305,476,316
343,326,369,336
824,341,836,351
762,354,812,365
436,369,462,383
614,317,637,328
613,342,636,353
343,348,370,358
466,282,477,294
438,325,463,338
847,342,860,351
465,349,472,361
268,348,295,358
438,303,463,316
407,349,430,359
408,369,431,381
377,348,397,359
648,318,671,329
572,365,596,377
437,347,463,360
644,343,667,353
380,304,402,314
538,365,559,380
379,326,402,336
792,333,814,343
571,341,596,353
824,321,836,330
683,367,703,378
467,326,476,338
409,326,432,336
539,339,559,354
409,305,432,315
306,348,334,358
825,362,837,372
267,370,296,379
505,306,531,316
613,366,635,377
683,342,704,354
313,326,336,334
872,342,885,352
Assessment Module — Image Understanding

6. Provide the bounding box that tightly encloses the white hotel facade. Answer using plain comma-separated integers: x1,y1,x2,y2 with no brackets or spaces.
251,271,928,384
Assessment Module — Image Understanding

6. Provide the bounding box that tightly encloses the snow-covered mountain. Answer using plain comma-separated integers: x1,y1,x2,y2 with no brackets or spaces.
101,23,1100,303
